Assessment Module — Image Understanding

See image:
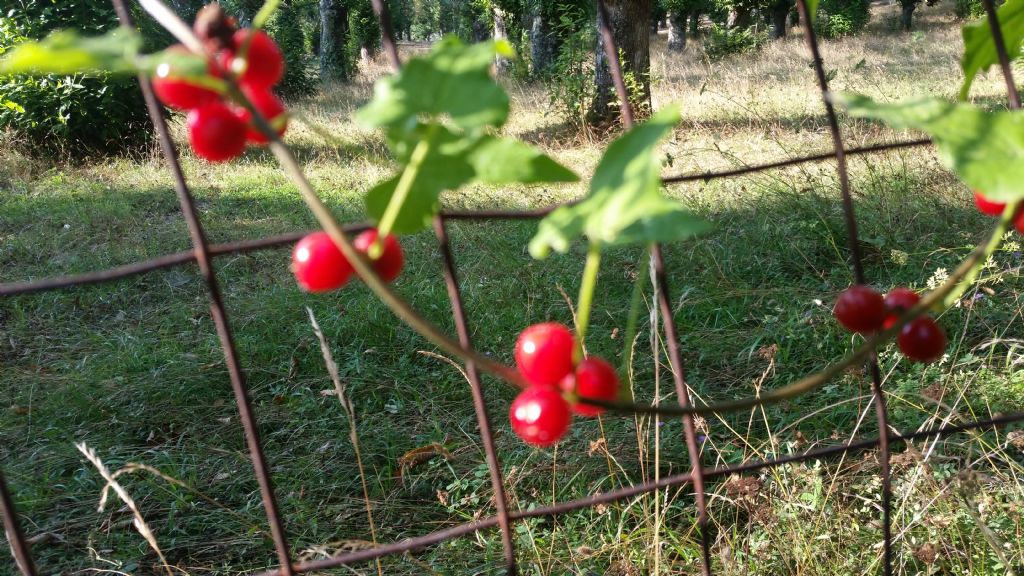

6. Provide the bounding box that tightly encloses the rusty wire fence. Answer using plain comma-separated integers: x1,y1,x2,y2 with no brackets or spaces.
2,0,1024,574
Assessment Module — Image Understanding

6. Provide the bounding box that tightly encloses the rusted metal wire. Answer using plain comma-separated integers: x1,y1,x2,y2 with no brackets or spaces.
794,0,893,572
1,2,1021,575
245,410,1024,575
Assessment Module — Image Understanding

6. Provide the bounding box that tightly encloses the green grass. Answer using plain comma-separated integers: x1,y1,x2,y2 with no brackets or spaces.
2,3,1024,574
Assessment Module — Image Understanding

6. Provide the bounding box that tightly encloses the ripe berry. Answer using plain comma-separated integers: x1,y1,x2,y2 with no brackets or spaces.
514,323,576,387
509,386,571,447
973,190,1006,217
222,29,284,89
882,288,920,330
186,102,247,162
897,317,947,363
560,357,619,417
353,228,404,283
833,285,886,334
1015,208,1024,235
291,231,354,292
151,45,221,110
235,85,287,144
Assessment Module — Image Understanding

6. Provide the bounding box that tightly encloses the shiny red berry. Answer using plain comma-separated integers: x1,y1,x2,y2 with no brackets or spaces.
186,102,247,162
509,386,571,447
222,29,284,89
973,190,1006,217
151,45,221,110
560,357,619,417
235,85,287,144
514,323,576,387
833,285,886,334
882,288,920,330
897,317,947,363
353,228,404,283
291,231,354,292
1015,208,1024,234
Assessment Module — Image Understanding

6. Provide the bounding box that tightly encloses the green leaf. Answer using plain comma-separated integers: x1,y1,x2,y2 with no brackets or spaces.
807,0,819,25
0,29,141,76
960,0,1024,100
356,36,510,130
365,148,475,234
466,137,578,184
529,107,710,259
836,93,1024,202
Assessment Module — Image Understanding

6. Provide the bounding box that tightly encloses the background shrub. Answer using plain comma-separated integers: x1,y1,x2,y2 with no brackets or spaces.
816,0,870,38
704,24,769,60
265,6,317,98
0,0,169,157
954,0,986,19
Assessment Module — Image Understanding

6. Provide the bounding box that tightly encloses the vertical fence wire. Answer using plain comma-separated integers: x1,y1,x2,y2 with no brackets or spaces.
108,1,296,573
595,2,713,573
793,1,893,571
0,469,35,576
364,3,519,569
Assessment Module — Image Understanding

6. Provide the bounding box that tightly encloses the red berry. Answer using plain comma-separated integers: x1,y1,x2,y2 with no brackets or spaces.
560,357,619,417
151,45,221,110
897,316,947,363
291,231,354,292
222,29,284,89
353,228,404,283
1015,207,1024,235
186,102,247,162
973,190,1006,217
833,285,886,334
882,288,920,330
509,386,571,447
235,85,287,144
514,323,576,386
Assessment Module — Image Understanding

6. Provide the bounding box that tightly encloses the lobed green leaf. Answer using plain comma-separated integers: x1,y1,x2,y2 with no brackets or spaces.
837,93,1024,202
356,36,510,130
529,107,710,259
959,0,1024,100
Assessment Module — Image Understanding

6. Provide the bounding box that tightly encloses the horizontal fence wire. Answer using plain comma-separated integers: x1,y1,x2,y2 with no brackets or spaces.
0,0,1019,574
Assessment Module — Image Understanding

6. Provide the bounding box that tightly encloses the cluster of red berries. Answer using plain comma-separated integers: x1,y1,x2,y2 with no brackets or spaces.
150,8,287,162
974,190,1024,233
508,323,620,447
291,228,404,292
834,285,946,363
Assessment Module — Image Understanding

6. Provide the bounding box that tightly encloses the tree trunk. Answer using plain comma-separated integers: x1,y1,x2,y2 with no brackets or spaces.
771,6,788,38
319,0,350,80
689,11,700,36
493,6,510,74
730,7,753,29
530,10,560,76
900,1,917,30
592,0,653,124
667,11,687,51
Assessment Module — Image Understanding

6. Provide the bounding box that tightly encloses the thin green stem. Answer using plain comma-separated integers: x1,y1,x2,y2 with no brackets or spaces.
574,242,602,363
942,199,1021,309
371,124,436,258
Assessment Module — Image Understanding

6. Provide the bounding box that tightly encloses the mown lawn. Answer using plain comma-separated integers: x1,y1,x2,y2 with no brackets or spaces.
2,3,1023,574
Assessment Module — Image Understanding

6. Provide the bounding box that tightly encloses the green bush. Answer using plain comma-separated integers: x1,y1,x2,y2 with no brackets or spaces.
265,8,316,98
955,0,986,19
0,0,168,157
703,24,768,60
544,2,595,129
816,0,870,38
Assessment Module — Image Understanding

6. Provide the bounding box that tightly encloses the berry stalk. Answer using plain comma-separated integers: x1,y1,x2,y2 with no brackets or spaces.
573,242,602,363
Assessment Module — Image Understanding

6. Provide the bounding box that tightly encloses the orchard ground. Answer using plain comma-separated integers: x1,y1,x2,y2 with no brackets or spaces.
2,2,1024,574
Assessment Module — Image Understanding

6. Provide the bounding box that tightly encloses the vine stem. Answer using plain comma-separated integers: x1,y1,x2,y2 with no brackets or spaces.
943,199,1021,308
371,125,436,258
573,242,602,363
